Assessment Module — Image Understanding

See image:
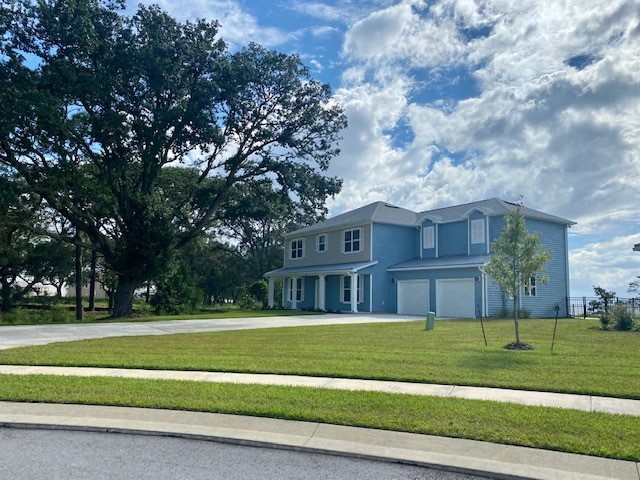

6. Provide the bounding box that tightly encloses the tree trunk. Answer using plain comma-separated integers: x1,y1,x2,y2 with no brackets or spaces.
111,277,141,317
55,283,63,299
145,282,150,304
513,295,520,344
75,236,83,321
1,279,13,312
88,249,97,311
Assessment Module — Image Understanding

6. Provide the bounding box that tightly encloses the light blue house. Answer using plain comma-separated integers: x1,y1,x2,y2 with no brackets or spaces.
265,198,575,318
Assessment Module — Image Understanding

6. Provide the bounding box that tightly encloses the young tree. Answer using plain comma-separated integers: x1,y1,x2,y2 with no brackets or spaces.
28,240,75,298
0,1,345,316
593,286,616,313
483,208,552,348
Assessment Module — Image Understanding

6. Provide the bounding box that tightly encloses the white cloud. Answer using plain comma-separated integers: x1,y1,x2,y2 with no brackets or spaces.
329,0,640,296
570,233,640,297
130,0,288,47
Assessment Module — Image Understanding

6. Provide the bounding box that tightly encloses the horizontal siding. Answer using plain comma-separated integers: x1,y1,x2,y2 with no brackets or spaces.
283,274,371,313
366,223,418,312
486,217,569,318
520,219,568,317
283,224,371,268
438,220,467,257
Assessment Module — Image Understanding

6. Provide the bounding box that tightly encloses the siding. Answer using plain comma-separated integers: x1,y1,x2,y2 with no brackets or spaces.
364,223,418,312
283,224,371,268
438,220,467,256
282,274,371,312
486,217,569,318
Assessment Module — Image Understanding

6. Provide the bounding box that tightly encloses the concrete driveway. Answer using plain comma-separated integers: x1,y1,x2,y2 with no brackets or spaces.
0,313,419,350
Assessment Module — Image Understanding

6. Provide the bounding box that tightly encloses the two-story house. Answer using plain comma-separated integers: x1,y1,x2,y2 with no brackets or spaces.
265,198,575,318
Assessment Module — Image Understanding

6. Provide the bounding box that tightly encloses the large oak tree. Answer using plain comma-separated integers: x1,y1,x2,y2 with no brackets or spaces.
0,0,345,316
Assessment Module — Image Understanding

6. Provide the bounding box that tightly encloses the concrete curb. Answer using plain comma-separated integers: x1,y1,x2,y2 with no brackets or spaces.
2,365,640,416
0,402,638,480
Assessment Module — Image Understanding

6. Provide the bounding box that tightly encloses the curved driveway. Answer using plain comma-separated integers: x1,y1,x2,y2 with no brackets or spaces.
0,313,417,350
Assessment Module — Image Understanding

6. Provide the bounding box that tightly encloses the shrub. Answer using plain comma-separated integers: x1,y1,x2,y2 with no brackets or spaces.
599,314,611,330
151,264,203,315
247,280,268,308
611,304,634,331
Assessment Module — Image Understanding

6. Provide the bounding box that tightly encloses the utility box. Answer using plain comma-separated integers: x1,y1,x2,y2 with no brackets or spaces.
426,311,436,330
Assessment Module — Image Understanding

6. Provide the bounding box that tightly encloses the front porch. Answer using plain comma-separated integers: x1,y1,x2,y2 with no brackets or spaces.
265,261,376,313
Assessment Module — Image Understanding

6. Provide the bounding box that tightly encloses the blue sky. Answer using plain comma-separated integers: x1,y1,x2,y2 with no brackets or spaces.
132,0,640,297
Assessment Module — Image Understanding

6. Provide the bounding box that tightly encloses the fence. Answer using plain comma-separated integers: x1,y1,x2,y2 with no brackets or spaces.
567,296,640,318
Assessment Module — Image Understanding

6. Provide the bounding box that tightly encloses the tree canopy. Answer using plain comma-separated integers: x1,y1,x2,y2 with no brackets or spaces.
0,0,346,316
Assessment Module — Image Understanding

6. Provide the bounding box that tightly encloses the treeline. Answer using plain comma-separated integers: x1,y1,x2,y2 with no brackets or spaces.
0,1,345,316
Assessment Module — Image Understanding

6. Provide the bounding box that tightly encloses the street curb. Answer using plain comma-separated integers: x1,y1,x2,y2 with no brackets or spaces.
0,421,540,480
0,402,637,480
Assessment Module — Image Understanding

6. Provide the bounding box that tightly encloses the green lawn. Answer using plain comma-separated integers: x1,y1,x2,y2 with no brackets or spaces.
0,374,638,461
1,318,638,398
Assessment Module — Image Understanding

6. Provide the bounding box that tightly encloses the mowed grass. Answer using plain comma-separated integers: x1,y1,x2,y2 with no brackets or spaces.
1,318,638,398
1,374,639,461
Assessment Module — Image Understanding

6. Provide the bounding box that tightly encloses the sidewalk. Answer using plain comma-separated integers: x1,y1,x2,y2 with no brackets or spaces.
0,401,637,480
1,365,639,416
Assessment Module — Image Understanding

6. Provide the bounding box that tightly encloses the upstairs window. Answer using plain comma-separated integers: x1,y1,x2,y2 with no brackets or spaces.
524,276,537,297
316,234,327,253
343,228,362,253
290,238,304,259
471,219,485,244
423,226,435,249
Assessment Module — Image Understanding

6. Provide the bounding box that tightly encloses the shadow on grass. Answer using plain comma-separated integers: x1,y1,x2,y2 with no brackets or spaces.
459,351,532,371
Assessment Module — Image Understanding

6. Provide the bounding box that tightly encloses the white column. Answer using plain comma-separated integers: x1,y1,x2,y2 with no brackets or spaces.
350,272,358,313
267,277,275,308
291,277,298,310
318,275,326,311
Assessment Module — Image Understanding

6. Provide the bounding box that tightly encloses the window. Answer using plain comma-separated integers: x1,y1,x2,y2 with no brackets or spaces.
290,238,304,259
287,278,304,302
524,276,537,297
471,219,485,244
316,234,327,253
343,228,362,253
423,226,435,249
341,275,364,304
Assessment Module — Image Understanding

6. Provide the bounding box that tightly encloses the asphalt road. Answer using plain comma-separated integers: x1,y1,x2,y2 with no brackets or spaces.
0,428,481,480
0,313,418,350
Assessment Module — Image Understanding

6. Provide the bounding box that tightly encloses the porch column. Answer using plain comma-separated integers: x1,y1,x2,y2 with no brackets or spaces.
291,277,298,310
318,274,326,311
267,277,275,308
350,272,358,313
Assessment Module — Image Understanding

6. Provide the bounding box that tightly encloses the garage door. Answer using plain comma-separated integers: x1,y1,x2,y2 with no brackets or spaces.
397,280,429,315
436,279,476,318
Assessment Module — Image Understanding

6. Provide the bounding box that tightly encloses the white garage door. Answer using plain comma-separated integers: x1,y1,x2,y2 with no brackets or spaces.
397,280,429,316
436,279,476,318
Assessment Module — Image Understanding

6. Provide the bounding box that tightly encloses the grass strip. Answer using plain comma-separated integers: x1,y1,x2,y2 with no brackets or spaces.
0,374,638,461
1,319,638,399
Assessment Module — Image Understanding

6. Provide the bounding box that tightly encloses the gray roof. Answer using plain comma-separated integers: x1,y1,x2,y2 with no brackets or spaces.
265,261,378,277
287,202,417,237
416,198,575,225
287,198,575,238
388,255,489,271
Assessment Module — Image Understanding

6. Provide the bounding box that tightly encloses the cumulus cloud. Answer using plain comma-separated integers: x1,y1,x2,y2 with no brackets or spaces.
329,0,640,295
